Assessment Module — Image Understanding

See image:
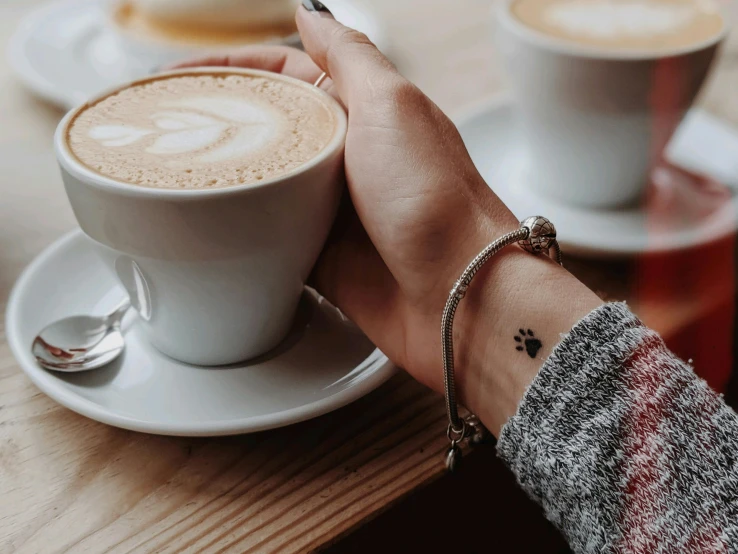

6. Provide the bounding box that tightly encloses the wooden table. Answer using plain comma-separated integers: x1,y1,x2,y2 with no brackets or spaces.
2,1,738,552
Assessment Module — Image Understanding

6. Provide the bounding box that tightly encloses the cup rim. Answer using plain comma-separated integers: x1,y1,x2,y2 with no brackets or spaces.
55,67,348,200
496,0,728,60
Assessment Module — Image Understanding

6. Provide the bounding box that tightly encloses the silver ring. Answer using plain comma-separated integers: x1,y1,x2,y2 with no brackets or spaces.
313,72,328,88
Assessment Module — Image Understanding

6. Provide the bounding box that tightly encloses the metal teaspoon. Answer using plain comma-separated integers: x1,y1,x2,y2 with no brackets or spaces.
32,299,131,372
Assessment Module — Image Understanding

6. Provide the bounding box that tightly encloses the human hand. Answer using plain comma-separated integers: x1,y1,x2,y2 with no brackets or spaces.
173,6,601,434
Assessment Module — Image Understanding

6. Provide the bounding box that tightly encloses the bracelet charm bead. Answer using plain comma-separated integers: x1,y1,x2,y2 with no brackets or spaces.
441,216,562,472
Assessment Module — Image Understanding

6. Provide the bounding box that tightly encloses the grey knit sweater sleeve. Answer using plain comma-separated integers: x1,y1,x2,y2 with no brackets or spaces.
497,302,738,553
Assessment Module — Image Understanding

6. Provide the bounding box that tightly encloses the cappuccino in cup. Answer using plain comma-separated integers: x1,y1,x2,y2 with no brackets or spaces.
56,69,347,365
67,73,336,189
510,0,723,51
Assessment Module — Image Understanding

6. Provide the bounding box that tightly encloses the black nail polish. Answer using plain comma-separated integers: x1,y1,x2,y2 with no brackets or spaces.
302,0,332,14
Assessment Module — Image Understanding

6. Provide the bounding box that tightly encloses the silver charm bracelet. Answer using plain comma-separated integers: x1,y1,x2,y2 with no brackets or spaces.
441,216,562,472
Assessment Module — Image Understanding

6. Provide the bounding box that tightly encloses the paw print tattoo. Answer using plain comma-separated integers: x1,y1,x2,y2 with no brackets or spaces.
515,329,542,358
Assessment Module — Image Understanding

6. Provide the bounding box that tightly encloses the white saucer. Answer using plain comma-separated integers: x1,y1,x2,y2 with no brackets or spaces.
5,230,395,436
8,0,389,110
456,97,738,256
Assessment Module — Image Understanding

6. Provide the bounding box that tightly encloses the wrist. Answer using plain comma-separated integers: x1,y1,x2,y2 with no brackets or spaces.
453,245,602,436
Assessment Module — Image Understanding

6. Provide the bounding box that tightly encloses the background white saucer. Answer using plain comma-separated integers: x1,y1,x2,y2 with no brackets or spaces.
8,0,389,110
5,230,396,436
456,97,738,257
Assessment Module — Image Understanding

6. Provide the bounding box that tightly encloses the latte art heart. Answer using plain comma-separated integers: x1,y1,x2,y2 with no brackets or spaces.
67,74,336,189
147,110,228,155
88,97,278,164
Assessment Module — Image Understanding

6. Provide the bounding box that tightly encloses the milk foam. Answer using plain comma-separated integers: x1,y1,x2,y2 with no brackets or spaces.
132,0,297,28
546,1,696,37
68,74,336,189
152,98,276,162
511,0,723,50
87,96,279,163
86,97,278,163
88,125,153,146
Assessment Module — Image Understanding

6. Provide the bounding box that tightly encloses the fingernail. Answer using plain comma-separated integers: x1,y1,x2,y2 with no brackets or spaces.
301,0,333,16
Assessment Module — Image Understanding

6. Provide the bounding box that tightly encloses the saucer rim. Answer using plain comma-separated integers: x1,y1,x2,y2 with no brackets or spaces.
5,229,397,437
6,0,78,108
454,95,738,258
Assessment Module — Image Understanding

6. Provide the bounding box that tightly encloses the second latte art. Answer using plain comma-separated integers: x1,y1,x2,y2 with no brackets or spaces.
67,74,337,189
511,0,723,50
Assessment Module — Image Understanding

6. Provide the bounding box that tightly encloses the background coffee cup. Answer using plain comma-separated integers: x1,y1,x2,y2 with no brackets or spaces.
55,68,347,366
496,0,726,209
105,0,301,73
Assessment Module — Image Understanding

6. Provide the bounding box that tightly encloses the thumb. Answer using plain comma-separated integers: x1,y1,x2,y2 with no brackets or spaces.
296,2,397,106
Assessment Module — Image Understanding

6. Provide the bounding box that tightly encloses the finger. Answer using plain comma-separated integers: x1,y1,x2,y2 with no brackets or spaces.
166,45,326,85
296,5,398,106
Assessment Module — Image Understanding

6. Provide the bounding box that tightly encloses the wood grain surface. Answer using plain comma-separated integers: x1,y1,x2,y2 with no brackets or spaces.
2,0,738,552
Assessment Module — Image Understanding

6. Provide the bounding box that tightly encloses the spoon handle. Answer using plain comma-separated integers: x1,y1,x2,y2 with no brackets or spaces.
107,298,131,327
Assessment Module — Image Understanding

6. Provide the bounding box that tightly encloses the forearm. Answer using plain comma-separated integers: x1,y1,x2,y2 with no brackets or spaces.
492,302,738,552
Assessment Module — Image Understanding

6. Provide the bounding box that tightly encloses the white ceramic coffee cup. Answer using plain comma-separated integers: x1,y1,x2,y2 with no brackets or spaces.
496,0,726,209
55,68,347,366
